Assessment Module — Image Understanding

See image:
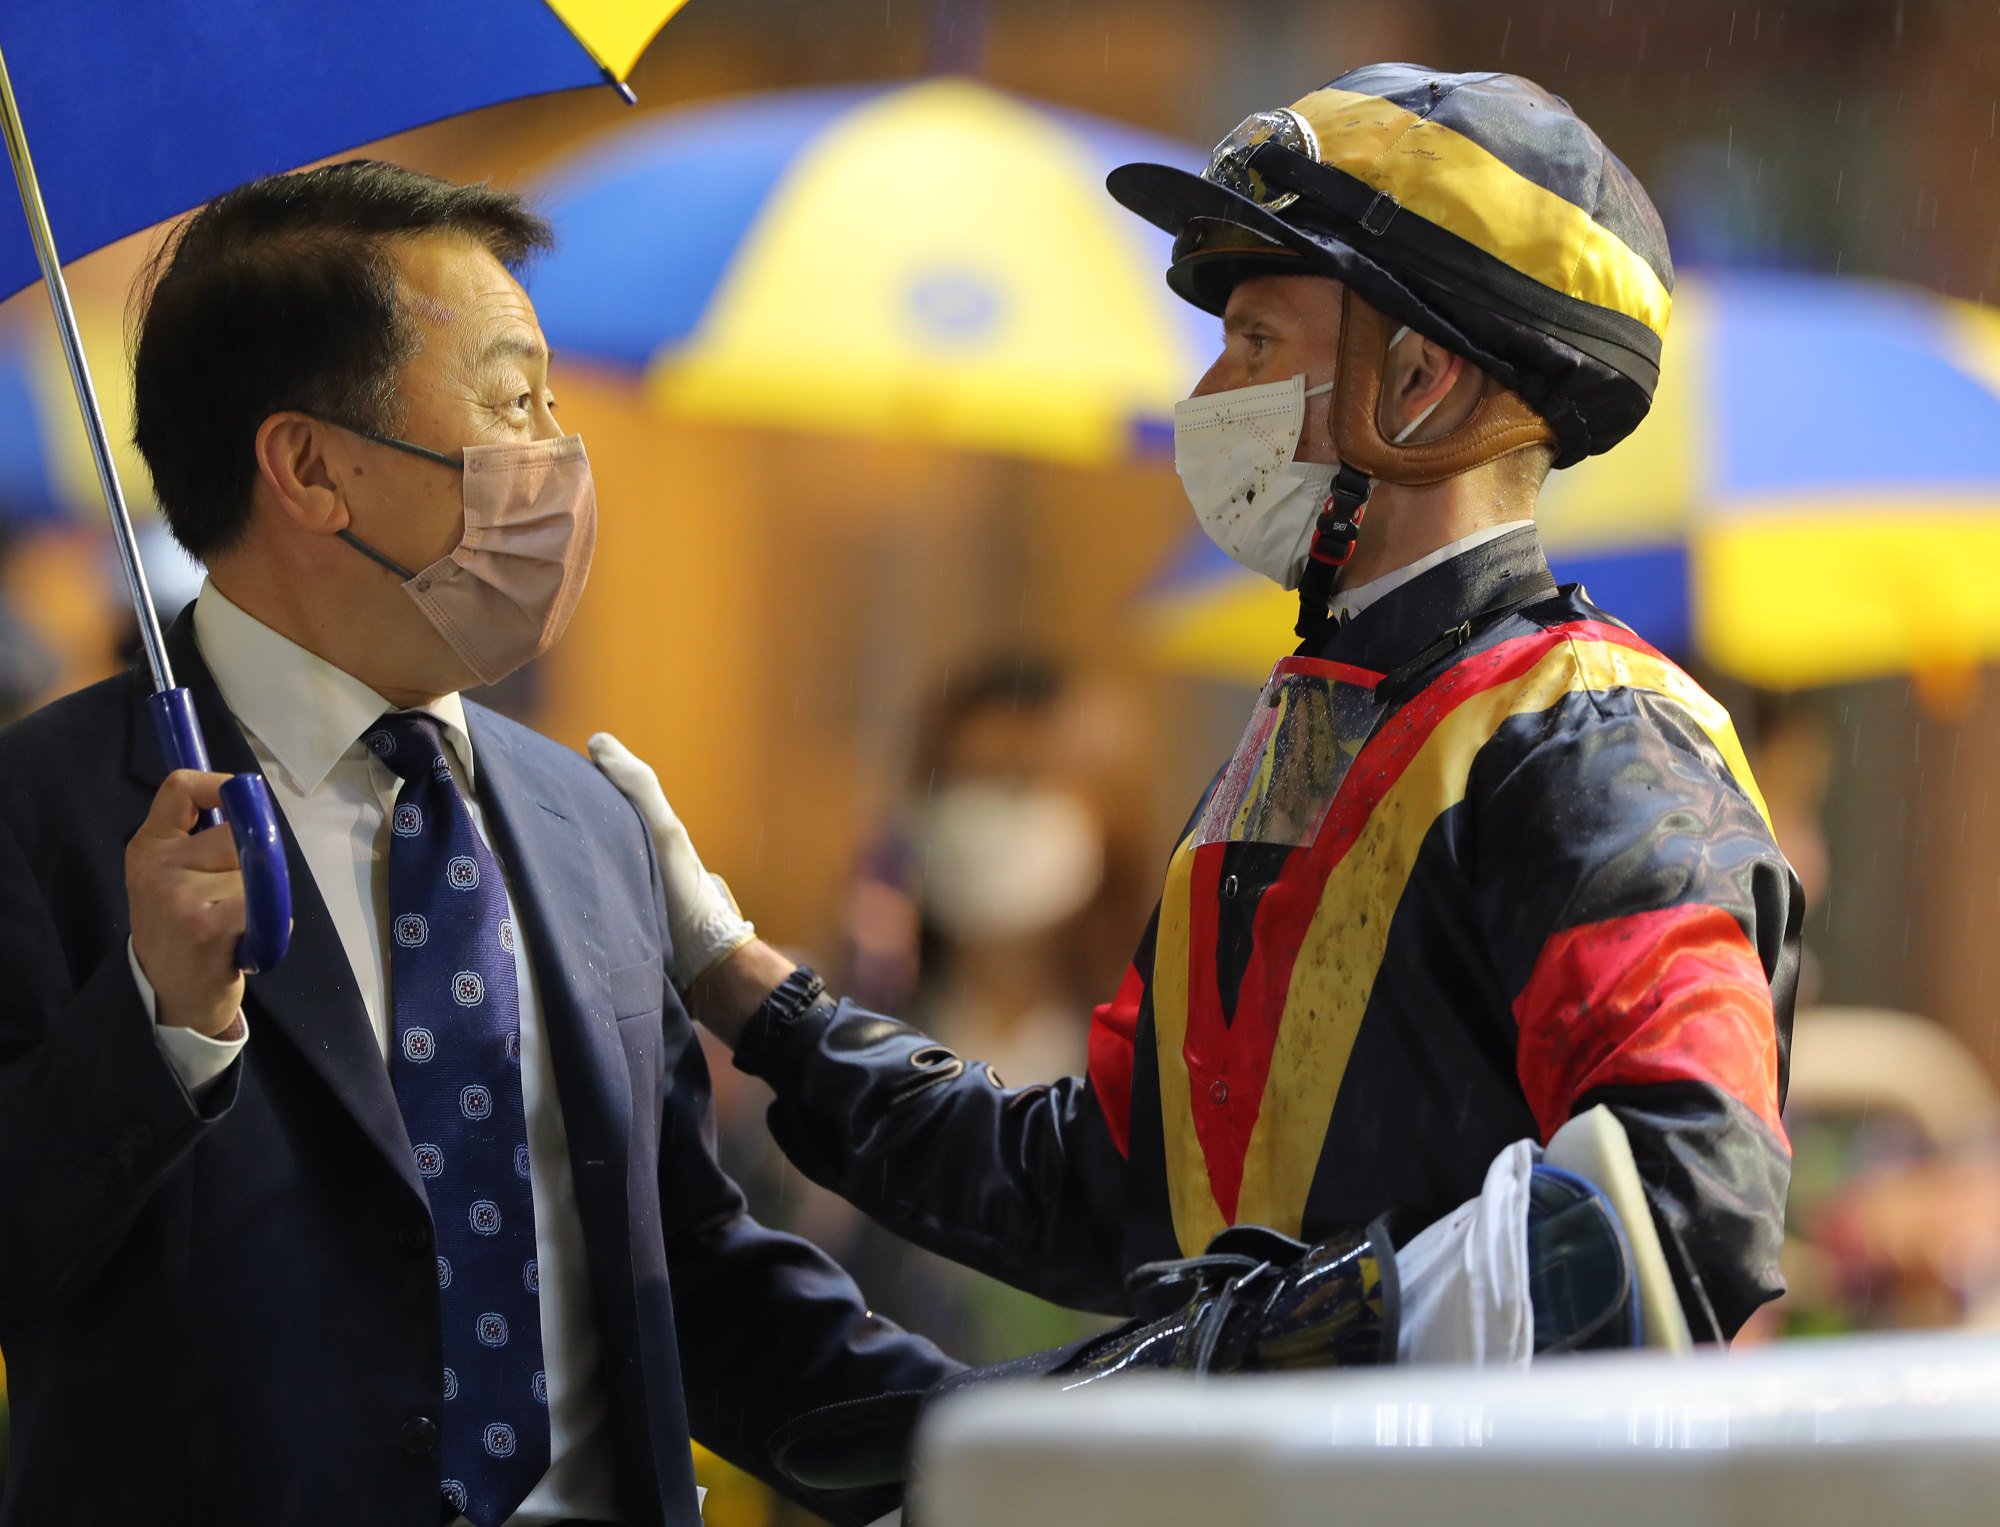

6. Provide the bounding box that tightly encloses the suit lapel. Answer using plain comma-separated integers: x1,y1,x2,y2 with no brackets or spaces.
464,712,634,1197
137,615,424,1200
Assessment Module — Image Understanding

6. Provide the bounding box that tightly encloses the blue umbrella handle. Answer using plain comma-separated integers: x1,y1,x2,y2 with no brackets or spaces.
147,688,293,974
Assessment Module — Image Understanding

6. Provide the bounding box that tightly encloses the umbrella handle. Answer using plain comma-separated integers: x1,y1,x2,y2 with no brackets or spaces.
147,689,293,975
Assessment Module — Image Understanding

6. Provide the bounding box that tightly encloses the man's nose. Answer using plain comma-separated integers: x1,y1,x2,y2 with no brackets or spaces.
1188,352,1239,401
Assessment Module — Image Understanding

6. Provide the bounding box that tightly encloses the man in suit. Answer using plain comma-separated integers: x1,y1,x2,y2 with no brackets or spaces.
0,160,955,1527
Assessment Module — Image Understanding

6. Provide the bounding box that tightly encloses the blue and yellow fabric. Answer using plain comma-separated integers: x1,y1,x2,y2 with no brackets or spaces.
0,313,151,524
0,0,688,303
529,79,1213,464
1144,272,2000,691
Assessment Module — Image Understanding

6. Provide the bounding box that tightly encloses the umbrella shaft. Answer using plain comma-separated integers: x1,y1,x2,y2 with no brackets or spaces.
0,44,175,695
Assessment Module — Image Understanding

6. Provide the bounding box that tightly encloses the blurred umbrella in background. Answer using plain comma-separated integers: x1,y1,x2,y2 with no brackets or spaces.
529,78,1211,464
1143,272,2000,692
0,336,78,526
0,0,693,302
0,309,153,526
0,311,237,700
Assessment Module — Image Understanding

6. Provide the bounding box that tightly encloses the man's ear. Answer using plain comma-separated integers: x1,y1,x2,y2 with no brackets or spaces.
1378,336,1470,443
253,413,351,536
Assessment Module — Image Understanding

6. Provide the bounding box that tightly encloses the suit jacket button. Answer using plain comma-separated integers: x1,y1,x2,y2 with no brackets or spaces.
399,1415,439,1455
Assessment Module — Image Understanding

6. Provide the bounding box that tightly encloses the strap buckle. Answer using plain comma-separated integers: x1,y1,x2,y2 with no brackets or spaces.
1358,191,1401,235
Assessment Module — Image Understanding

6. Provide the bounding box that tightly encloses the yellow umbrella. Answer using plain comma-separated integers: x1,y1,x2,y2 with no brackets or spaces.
530,78,1213,466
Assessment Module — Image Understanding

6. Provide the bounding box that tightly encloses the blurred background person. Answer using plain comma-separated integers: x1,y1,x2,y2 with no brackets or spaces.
845,655,1159,1081
711,656,1156,1372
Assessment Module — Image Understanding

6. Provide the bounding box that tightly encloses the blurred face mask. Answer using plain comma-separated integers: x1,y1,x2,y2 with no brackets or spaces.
920,780,1106,944
1172,327,1439,590
330,425,598,687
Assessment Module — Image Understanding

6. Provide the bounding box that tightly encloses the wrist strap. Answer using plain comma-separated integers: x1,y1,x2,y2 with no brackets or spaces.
742,964,829,1059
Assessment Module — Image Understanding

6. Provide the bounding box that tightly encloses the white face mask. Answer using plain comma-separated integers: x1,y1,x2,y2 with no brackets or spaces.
1172,326,1441,590
919,780,1105,944
1173,374,1335,591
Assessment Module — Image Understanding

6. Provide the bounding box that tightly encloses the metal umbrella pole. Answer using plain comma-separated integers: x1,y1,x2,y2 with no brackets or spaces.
0,41,290,971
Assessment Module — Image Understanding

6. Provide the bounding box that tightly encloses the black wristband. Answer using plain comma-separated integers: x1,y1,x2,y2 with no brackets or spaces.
740,964,829,1063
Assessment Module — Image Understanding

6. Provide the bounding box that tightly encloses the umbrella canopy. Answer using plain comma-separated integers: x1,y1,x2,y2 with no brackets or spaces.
529,78,1213,464
0,0,687,304
2,0,691,974
1144,272,2000,691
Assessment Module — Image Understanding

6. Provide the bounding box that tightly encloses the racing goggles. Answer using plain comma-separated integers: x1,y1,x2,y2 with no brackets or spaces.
1168,108,1329,273
1203,107,1321,211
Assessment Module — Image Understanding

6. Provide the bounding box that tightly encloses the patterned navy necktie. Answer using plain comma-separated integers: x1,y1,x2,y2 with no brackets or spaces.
369,712,549,1527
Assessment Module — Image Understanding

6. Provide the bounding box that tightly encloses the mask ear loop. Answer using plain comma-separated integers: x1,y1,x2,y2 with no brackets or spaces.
308,413,461,582
337,528,419,581
1386,326,1445,445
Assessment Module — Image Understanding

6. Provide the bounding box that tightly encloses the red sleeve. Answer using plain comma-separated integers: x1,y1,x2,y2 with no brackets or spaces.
1513,903,1788,1148
1087,962,1145,1159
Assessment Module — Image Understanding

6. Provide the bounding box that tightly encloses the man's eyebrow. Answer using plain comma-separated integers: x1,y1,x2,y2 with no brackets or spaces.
1222,309,1274,336
479,334,551,368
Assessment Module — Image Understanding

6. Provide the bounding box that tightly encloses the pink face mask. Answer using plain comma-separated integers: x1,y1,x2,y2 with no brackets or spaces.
333,428,597,687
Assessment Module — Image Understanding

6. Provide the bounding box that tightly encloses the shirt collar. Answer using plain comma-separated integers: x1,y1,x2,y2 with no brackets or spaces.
1305,522,1553,674
192,580,474,796
1327,520,1536,626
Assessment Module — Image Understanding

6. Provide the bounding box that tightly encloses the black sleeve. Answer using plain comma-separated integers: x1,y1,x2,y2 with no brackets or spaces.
734,989,1140,1315
0,815,239,1325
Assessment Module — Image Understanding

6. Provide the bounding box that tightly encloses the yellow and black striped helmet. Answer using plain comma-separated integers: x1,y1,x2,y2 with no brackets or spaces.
1107,65,1672,466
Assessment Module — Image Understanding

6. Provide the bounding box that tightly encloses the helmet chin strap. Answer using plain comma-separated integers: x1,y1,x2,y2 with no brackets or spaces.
1294,289,1559,643
1293,321,1427,641
1293,464,1374,641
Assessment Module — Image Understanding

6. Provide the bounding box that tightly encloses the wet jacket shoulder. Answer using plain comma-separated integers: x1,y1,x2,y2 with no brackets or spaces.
1448,592,1800,1337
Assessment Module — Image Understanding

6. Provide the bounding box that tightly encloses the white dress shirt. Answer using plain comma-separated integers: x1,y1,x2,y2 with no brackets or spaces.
140,582,620,1525
1327,519,1536,626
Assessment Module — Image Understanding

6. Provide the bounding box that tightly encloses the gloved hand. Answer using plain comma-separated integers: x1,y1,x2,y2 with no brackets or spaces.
588,732,757,991
765,1220,1399,1495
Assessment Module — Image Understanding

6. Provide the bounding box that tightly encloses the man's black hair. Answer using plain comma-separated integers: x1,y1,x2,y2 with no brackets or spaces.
131,159,555,560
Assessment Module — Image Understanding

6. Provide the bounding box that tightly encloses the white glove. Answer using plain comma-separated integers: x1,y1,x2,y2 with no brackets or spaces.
588,732,757,991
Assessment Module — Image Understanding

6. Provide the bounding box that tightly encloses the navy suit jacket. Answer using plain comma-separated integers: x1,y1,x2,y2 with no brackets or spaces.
0,613,956,1527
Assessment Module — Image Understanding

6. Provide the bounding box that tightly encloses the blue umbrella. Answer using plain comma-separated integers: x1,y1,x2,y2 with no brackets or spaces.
0,0,686,302
0,0,689,969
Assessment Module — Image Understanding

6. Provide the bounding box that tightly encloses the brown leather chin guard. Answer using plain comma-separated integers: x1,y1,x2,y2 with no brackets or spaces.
1329,288,1556,486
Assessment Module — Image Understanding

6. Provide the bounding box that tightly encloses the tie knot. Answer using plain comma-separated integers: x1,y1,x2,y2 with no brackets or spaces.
364,711,455,786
